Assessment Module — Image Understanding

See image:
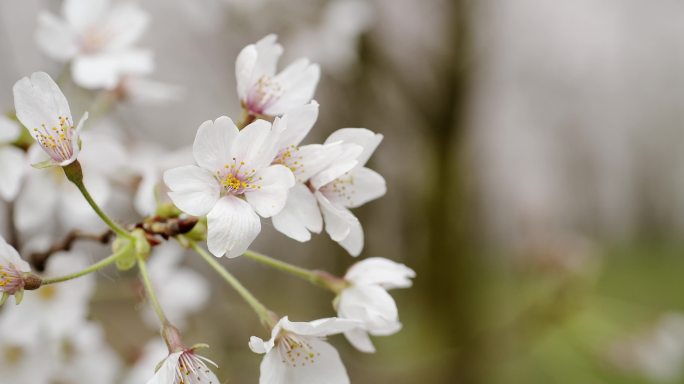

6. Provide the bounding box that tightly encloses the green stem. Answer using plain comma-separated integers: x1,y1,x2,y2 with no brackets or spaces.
243,250,348,293
137,254,169,326
63,161,132,239
42,241,133,285
189,240,276,328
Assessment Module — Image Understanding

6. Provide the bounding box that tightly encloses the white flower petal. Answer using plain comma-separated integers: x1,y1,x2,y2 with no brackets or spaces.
252,34,283,80
72,50,154,90
236,45,258,101
0,235,30,272
327,167,386,209
345,257,416,289
164,165,220,216
145,352,182,384
325,128,383,167
207,196,261,258
309,144,362,190
338,216,364,257
14,172,58,233
13,72,72,136
231,119,279,169
249,336,273,355
338,285,399,332
193,116,239,171
101,2,149,51
35,12,79,62
280,317,360,337
259,338,349,384
0,116,20,143
244,164,295,218
266,61,320,116
343,328,376,353
0,146,27,201
276,101,319,148
290,143,344,183
316,192,357,242
63,0,110,32
272,184,321,242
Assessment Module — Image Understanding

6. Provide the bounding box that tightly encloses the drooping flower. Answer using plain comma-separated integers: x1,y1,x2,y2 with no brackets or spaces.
35,0,153,89
0,116,28,201
336,257,415,353
147,347,219,384
236,34,320,117
0,235,31,305
164,117,294,257
12,72,88,168
249,316,360,384
272,128,386,255
15,129,125,234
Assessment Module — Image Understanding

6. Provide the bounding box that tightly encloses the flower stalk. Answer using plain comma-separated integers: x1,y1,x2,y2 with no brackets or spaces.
188,240,277,329
62,160,132,240
243,250,349,294
137,253,169,326
40,240,134,285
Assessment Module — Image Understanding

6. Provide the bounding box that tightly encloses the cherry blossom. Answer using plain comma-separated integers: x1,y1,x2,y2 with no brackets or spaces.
164,116,294,257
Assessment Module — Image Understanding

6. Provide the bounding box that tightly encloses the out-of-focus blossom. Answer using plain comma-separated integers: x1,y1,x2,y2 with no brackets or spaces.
143,243,210,329
0,251,95,343
249,316,359,384
164,117,294,257
289,0,374,77
52,322,122,384
123,339,168,384
274,127,384,255
36,0,152,89
608,313,684,382
237,34,320,117
13,72,87,168
0,235,31,305
14,129,126,234
146,347,219,384
114,76,183,105
127,143,192,216
0,116,27,201
337,257,415,352
0,332,56,383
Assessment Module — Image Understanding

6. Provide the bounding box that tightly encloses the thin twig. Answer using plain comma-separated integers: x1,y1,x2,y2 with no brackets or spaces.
30,229,113,272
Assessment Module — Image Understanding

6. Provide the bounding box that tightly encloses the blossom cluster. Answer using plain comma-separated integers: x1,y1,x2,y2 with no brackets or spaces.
0,1,414,383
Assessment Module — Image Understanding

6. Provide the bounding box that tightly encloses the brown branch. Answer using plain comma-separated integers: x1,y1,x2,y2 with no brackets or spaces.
30,229,113,272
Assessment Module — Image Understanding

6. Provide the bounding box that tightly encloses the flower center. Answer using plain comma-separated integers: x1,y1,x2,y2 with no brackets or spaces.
0,263,23,294
320,173,355,204
216,159,262,195
245,75,283,115
273,145,304,176
80,27,113,54
32,116,74,162
277,334,321,368
175,351,217,384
